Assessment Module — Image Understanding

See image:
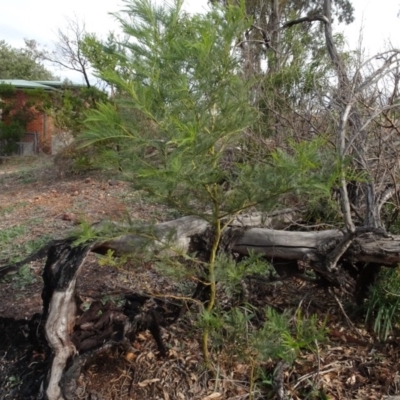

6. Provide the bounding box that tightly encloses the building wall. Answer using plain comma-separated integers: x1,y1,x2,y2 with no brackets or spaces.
26,110,55,153
8,90,56,154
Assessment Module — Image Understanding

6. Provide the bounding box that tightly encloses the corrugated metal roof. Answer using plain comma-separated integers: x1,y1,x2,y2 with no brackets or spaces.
0,79,58,91
34,81,86,88
33,80,65,87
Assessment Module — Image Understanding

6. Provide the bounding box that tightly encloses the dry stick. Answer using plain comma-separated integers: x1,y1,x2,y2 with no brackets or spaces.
325,231,355,272
248,357,256,400
283,0,386,323
273,360,289,400
313,339,322,389
292,361,347,390
329,288,362,337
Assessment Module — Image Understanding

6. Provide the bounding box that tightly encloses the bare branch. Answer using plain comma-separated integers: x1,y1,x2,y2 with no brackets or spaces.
344,103,400,155
39,15,92,87
281,14,329,29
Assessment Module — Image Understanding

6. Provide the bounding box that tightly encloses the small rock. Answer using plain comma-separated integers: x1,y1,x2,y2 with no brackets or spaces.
61,213,76,222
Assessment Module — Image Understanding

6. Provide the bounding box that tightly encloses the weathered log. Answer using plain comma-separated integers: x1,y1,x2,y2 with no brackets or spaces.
41,239,180,400
91,216,400,267
227,208,302,228
93,216,210,255
36,210,306,399
25,211,400,400
42,240,93,400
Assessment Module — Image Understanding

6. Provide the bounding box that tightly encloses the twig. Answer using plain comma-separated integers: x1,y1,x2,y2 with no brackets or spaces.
329,288,362,337
273,361,289,400
293,361,347,390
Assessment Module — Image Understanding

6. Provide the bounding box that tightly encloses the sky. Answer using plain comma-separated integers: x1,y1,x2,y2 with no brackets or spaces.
0,0,399,83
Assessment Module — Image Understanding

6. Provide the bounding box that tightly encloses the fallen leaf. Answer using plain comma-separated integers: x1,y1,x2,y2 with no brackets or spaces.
163,388,170,400
233,363,248,374
138,378,160,387
202,393,222,400
347,374,356,385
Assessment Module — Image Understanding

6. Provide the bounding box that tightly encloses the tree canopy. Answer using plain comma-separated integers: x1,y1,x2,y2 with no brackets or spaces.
0,40,56,80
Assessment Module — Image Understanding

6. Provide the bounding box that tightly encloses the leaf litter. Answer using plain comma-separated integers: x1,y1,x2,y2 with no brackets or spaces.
0,157,399,399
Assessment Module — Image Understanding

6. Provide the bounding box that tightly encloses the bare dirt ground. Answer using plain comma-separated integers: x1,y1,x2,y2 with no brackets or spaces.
1,156,400,400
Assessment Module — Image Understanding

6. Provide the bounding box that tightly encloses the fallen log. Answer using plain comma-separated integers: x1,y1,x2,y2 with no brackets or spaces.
91,216,400,267
28,211,400,399
38,211,304,399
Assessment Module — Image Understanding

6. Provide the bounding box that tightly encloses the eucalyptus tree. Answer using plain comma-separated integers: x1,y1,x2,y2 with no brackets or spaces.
205,0,354,152
210,0,354,73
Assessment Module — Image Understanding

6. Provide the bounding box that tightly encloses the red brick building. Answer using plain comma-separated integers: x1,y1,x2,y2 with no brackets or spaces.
0,80,61,155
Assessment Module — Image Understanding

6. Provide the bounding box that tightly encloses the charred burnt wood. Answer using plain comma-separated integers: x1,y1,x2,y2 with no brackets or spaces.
41,237,179,400
42,240,93,400
41,239,93,318
68,294,172,357
355,263,382,305
124,294,168,356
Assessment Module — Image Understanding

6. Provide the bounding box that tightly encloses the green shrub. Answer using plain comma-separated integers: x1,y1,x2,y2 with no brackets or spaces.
365,267,400,340
0,120,26,155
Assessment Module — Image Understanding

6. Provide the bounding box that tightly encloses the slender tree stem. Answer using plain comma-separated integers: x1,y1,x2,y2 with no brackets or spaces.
202,183,222,368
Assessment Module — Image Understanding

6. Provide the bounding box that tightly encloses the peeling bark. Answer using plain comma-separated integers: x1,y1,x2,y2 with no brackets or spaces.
40,240,178,400
42,241,92,400
91,216,400,267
